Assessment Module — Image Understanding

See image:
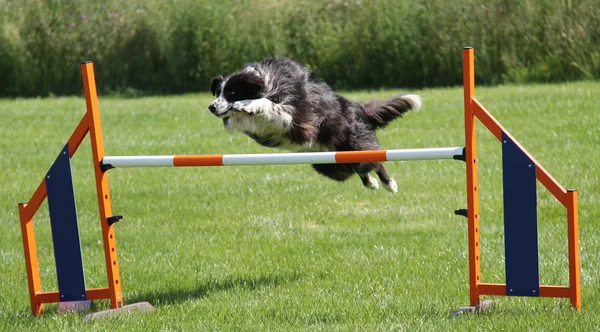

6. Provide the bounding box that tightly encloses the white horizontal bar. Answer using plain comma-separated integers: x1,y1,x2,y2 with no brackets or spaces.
103,155,174,167
386,147,464,161
223,152,336,165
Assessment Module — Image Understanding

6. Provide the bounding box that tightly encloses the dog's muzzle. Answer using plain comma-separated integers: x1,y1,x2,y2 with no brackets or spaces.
209,97,230,118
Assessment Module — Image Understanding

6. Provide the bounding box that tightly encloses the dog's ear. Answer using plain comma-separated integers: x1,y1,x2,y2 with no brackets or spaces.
210,76,224,96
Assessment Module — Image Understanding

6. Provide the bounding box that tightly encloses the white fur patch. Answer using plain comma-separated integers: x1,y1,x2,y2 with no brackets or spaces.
210,96,230,115
234,98,272,115
384,178,398,193
218,82,225,97
365,174,379,190
402,94,423,111
243,65,259,74
225,98,294,136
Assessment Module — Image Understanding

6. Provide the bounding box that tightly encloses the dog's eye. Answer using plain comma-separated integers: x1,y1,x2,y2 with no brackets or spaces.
216,89,222,96
269,96,280,103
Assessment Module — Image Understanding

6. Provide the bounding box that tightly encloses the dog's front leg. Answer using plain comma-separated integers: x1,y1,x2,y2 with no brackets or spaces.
231,98,292,129
231,98,272,115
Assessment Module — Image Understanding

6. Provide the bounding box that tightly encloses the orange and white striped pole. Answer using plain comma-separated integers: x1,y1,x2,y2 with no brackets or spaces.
100,147,465,169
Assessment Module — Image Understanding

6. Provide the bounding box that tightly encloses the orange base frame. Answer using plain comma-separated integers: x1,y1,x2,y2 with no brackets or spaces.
462,47,581,310
19,62,122,315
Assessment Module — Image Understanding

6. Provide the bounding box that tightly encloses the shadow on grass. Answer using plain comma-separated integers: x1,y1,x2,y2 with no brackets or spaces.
125,271,304,307
9,273,303,317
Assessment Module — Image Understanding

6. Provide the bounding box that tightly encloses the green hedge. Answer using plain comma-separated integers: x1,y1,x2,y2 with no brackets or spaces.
1,0,599,96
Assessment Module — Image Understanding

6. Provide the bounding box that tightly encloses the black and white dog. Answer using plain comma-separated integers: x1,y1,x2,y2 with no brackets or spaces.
208,58,422,193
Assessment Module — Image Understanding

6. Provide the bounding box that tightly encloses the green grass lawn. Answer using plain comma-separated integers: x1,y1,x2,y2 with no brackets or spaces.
1,82,599,330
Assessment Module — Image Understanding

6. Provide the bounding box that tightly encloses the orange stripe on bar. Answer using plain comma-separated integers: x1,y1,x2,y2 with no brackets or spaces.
174,155,224,166
334,150,387,163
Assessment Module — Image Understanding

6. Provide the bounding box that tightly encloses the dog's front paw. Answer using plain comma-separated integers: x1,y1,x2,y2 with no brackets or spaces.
231,101,247,113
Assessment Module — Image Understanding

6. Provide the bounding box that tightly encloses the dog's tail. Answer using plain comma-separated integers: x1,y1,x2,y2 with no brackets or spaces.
363,94,422,129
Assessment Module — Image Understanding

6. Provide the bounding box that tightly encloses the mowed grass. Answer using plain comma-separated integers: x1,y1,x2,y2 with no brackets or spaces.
1,82,599,330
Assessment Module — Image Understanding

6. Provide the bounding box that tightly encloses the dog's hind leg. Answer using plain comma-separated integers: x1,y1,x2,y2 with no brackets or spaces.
312,164,353,182
358,173,380,190
355,162,381,191
373,163,398,193
358,162,397,193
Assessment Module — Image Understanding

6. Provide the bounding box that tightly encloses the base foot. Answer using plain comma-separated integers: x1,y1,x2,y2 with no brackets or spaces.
83,302,154,322
450,299,496,318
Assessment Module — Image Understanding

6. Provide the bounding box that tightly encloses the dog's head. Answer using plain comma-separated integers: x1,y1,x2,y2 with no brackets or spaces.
208,59,306,118
208,66,266,118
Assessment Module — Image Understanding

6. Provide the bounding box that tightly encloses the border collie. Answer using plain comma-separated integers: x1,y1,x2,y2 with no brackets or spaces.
208,58,422,193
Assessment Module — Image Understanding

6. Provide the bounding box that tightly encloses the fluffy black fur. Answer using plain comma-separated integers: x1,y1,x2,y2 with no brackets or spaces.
208,58,422,192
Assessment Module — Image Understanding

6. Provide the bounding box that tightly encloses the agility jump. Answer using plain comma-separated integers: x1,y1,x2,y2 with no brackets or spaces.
18,48,580,316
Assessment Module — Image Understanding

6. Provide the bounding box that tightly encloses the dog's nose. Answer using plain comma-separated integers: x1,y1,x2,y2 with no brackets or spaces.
208,103,216,114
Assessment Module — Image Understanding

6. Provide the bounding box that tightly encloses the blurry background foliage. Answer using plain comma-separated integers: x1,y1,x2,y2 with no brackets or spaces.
0,0,598,96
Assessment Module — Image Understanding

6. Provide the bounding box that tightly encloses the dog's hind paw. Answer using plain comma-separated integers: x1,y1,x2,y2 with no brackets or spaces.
384,179,398,193
365,174,380,190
